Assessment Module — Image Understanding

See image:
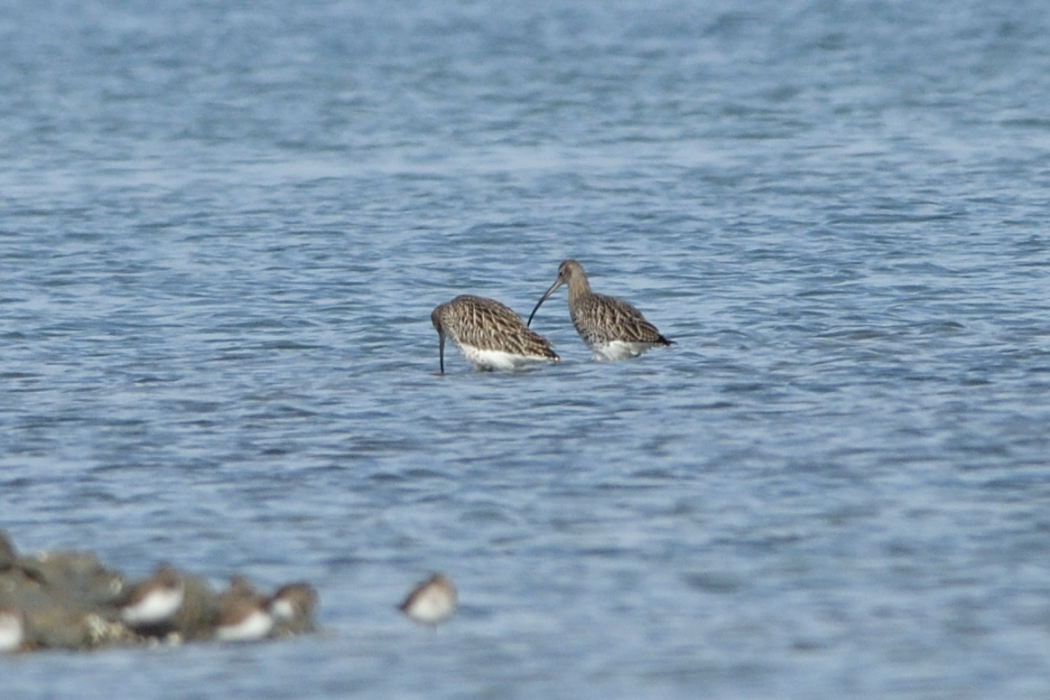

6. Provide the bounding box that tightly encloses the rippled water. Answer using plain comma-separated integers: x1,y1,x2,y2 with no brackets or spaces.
3,0,1050,697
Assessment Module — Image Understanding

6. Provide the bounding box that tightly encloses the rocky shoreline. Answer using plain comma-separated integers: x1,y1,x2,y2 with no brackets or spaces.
0,532,317,653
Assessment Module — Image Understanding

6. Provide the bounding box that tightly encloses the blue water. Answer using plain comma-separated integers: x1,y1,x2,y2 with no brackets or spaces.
3,0,1050,697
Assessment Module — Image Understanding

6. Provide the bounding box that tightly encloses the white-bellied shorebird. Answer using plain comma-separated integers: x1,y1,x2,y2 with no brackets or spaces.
268,581,319,634
215,577,274,642
269,582,318,625
431,295,559,373
398,573,457,627
528,259,674,361
119,563,185,628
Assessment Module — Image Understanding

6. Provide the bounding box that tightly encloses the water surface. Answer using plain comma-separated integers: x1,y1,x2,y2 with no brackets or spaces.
3,1,1050,697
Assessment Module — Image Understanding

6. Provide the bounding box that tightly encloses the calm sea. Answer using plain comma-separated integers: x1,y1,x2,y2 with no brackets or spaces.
3,0,1050,697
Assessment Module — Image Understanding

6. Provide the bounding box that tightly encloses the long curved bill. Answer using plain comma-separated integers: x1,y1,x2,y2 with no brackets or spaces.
527,279,564,328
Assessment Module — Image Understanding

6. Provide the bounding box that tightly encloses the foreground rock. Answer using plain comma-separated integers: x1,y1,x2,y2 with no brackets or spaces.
0,532,318,653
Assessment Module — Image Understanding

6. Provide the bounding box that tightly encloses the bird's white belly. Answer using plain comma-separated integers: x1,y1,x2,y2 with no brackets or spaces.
591,340,652,361
404,591,455,624
457,344,549,370
216,610,274,642
121,588,184,625
0,617,23,652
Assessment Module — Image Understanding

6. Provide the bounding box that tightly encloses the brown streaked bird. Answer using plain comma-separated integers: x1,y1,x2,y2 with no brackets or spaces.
431,295,559,373
119,563,185,628
398,573,457,628
528,259,673,361
215,576,274,643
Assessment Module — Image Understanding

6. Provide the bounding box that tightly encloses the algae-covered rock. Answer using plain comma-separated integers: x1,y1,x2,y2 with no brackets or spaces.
24,603,95,650
20,550,124,608
0,531,319,654
166,574,221,642
0,533,17,572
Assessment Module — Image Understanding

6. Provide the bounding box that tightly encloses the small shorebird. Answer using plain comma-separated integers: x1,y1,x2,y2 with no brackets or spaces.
215,577,274,642
268,582,318,628
431,295,559,373
120,564,185,628
0,606,25,653
398,573,457,628
528,259,673,361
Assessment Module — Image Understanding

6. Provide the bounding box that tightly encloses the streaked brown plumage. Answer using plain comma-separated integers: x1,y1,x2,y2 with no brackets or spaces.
528,259,673,361
431,295,559,373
